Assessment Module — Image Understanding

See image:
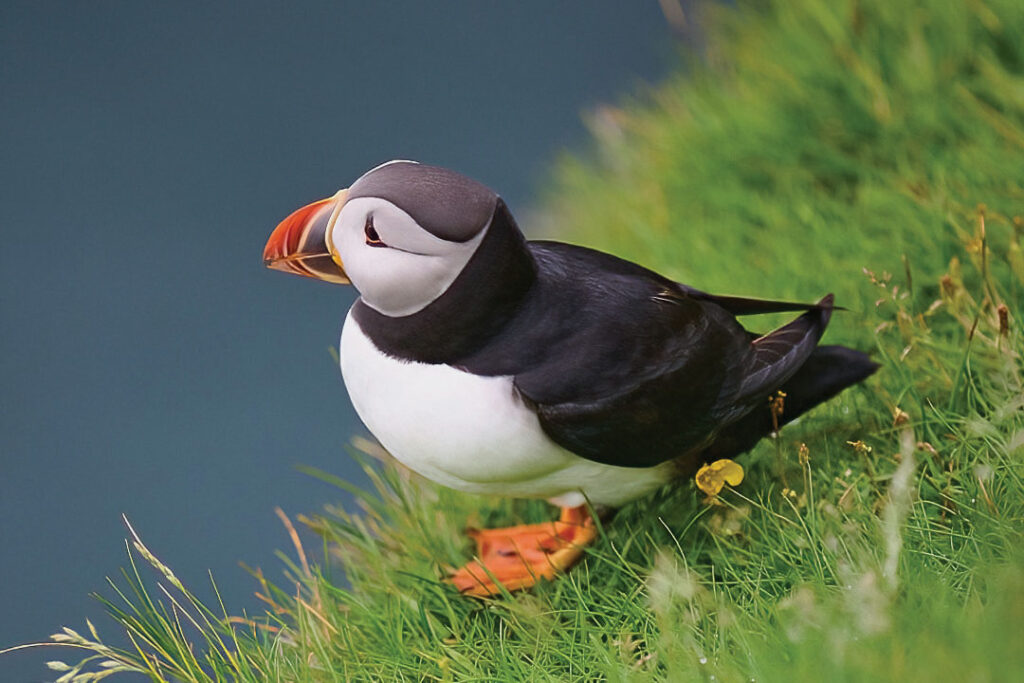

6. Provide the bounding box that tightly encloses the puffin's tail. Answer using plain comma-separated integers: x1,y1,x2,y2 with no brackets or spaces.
700,345,880,462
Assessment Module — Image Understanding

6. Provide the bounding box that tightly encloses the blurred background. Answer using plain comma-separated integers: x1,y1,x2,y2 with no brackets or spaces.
0,2,677,679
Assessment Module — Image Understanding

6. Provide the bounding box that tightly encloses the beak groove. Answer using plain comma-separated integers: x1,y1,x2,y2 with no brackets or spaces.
263,191,350,284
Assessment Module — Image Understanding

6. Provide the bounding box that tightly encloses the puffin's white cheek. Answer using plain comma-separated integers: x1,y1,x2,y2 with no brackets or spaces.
353,251,455,316
332,221,366,284
327,198,487,317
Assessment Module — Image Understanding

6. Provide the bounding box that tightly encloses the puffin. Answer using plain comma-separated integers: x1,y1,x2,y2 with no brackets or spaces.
263,160,878,596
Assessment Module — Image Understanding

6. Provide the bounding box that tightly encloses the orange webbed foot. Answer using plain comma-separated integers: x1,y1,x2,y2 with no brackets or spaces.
449,505,597,597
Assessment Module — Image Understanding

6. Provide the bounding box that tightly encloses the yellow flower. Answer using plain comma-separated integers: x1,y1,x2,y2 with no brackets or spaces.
798,442,810,466
695,459,745,496
847,440,873,455
892,405,910,426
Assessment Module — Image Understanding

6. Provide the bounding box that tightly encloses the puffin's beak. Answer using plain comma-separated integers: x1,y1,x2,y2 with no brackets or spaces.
263,189,350,284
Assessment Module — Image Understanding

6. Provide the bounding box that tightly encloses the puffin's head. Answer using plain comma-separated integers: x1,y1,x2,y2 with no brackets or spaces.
263,161,502,317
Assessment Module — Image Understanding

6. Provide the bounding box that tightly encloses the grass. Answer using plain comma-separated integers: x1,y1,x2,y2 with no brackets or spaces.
11,0,1024,679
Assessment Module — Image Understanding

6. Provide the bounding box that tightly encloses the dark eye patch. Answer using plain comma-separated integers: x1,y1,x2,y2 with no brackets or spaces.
364,215,386,247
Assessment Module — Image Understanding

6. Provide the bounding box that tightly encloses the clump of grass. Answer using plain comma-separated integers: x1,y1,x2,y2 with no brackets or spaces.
10,0,1024,679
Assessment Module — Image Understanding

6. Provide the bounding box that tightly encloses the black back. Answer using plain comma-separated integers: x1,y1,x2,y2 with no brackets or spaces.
467,243,833,467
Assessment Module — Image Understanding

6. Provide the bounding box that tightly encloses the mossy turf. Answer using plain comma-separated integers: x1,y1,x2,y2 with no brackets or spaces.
23,0,1024,680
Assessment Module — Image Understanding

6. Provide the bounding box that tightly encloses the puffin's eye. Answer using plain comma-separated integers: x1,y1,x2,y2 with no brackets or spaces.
364,215,385,247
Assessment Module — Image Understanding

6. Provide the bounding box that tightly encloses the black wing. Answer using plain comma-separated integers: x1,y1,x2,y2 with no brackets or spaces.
457,242,833,469
679,284,838,316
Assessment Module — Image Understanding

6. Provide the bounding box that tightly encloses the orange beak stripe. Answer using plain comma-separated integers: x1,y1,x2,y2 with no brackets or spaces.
263,191,350,284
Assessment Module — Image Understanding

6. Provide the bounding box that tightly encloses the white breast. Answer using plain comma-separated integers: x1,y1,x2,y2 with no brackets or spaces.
339,311,674,507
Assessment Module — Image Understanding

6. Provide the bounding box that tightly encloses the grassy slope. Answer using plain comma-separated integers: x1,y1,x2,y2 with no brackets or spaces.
28,0,1024,680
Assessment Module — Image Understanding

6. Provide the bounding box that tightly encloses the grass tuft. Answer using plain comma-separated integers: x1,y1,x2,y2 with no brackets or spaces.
9,0,1024,679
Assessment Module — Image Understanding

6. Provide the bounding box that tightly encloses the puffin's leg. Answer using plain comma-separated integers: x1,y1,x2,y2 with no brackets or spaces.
449,505,597,597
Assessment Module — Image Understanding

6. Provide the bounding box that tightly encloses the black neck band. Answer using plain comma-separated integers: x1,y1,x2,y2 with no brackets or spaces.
352,199,536,364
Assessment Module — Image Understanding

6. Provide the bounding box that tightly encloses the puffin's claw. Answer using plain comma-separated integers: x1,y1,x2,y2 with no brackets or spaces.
449,505,597,597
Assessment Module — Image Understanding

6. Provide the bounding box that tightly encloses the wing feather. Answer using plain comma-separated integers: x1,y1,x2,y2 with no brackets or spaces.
736,294,834,400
